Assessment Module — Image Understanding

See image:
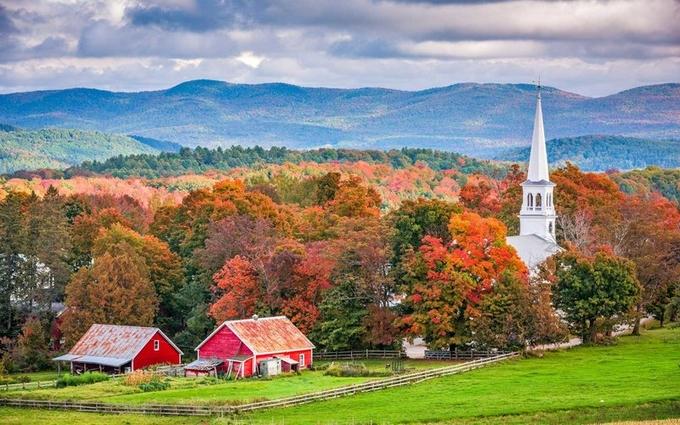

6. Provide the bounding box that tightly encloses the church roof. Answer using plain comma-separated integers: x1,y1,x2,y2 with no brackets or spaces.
526,92,550,182
507,234,561,270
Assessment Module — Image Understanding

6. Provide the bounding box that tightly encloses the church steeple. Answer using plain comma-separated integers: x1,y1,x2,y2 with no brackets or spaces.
527,88,550,182
519,83,557,241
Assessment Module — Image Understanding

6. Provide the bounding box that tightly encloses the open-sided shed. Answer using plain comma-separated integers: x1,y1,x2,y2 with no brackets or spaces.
53,324,183,374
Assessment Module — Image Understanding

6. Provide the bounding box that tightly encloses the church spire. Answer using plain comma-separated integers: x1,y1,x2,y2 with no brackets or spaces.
526,84,550,182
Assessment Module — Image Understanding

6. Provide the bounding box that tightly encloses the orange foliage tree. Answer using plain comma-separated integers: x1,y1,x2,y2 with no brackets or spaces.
400,211,528,349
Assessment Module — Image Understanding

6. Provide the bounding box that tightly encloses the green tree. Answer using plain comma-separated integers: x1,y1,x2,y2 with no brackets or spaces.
14,317,50,371
553,249,640,344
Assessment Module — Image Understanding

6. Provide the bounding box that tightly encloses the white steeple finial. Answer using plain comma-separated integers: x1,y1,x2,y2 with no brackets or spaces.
526,81,550,182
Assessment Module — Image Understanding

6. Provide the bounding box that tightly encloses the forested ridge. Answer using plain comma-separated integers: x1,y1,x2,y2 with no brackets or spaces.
1,161,679,373
72,146,502,178
497,135,680,171
0,127,170,174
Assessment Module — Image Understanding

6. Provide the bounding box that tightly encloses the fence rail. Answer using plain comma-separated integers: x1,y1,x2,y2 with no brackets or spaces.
424,349,513,360
0,352,518,416
314,349,404,360
1,380,58,392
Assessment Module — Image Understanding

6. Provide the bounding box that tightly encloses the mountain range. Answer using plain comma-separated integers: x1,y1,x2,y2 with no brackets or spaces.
1,80,678,157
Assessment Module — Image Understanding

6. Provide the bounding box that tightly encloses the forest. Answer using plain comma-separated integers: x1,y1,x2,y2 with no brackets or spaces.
1,158,679,373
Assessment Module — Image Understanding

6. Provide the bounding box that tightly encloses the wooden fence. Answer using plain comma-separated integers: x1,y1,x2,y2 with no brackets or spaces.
424,349,513,360
0,352,518,416
0,380,57,392
314,349,404,360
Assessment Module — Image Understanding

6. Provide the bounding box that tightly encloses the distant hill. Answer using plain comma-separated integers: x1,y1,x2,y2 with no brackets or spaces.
0,128,171,174
0,80,678,156
496,135,680,171
129,135,182,153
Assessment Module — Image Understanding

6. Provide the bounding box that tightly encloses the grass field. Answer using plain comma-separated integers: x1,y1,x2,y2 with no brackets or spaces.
244,326,680,424
3,359,455,406
1,327,678,424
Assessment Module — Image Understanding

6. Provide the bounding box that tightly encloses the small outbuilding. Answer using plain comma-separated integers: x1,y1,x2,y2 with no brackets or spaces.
53,324,183,374
186,315,314,378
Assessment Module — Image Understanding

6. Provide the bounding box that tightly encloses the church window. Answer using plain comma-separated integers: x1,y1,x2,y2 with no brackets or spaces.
549,221,553,234
527,193,533,208
547,193,552,207
536,193,542,209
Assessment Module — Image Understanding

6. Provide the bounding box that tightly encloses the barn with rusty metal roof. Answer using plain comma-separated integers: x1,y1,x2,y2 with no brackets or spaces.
187,316,314,378
53,324,183,374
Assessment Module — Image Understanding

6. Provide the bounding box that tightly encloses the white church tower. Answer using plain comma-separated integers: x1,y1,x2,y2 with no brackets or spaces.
519,86,557,242
506,83,561,269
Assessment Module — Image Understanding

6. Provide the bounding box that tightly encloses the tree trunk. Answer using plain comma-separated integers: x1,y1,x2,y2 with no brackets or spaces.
585,319,597,344
632,304,642,336
659,317,664,328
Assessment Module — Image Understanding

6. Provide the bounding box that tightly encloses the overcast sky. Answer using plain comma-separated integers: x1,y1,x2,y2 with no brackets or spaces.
1,0,678,96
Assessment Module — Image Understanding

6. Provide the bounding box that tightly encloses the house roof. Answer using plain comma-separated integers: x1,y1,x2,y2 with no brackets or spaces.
196,316,315,354
52,324,183,364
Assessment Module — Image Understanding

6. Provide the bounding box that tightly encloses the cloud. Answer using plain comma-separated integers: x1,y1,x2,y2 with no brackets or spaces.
0,0,678,96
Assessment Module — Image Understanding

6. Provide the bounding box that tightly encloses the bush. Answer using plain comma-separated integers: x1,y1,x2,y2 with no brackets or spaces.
323,362,391,378
138,376,170,392
123,370,155,386
56,372,109,388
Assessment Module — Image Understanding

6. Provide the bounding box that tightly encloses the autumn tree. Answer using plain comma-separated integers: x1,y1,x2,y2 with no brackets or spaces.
552,249,640,344
92,223,183,333
400,211,528,349
61,243,158,345
13,317,50,371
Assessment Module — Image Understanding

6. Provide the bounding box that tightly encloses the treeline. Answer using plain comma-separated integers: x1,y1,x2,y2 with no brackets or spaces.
69,146,503,179
1,163,679,373
498,135,680,171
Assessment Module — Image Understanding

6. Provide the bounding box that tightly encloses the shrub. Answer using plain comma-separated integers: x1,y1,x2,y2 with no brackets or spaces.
123,370,155,386
56,372,109,388
138,375,170,392
323,362,391,378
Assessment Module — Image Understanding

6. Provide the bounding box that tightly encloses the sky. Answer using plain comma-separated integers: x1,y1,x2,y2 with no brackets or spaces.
0,0,679,96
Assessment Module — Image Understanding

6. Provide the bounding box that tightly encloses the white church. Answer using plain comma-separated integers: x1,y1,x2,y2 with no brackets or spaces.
506,88,561,269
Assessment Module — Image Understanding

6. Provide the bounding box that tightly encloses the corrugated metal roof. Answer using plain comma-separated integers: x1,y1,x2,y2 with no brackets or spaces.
185,359,223,371
225,316,315,354
56,324,182,365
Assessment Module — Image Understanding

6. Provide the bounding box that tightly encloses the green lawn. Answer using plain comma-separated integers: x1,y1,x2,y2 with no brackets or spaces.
2,327,678,424
3,359,455,406
245,326,680,424
4,370,61,382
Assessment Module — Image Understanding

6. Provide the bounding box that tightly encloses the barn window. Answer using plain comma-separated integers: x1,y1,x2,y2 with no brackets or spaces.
154,340,160,351
299,353,305,367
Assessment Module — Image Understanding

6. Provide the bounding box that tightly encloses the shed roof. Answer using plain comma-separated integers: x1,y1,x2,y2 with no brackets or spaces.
53,324,182,364
197,316,315,354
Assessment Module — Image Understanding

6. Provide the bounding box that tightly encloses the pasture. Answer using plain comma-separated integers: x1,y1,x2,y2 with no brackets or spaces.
1,326,678,424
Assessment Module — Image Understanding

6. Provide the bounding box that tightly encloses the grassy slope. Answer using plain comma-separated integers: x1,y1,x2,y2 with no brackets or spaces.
245,327,680,424
0,128,158,173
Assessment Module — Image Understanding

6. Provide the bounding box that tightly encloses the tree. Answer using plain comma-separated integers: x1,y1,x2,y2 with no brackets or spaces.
92,223,183,333
400,211,528,349
552,249,640,344
61,243,158,345
209,255,260,322
14,317,50,371
0,192,29,337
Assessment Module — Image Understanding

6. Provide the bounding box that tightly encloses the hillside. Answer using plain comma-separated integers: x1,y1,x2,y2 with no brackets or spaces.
496,135,680,171
0,128,175,174
1,81,678,155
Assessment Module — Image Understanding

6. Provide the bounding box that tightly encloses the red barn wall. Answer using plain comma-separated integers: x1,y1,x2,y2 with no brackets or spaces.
133,331,181,370
198,326,253,361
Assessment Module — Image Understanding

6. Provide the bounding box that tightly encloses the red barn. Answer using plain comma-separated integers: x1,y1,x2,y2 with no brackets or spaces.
186,316,314,378
53,324,183,374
